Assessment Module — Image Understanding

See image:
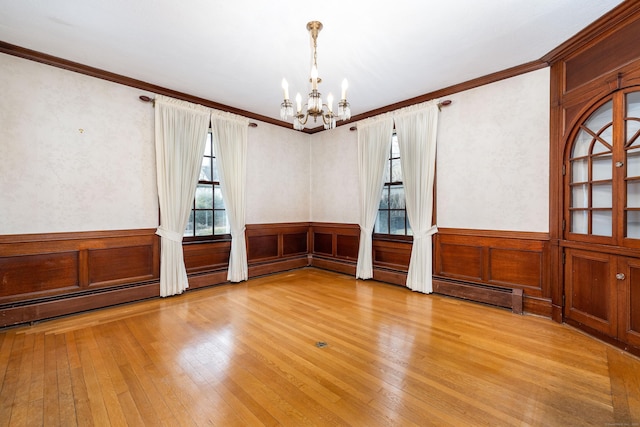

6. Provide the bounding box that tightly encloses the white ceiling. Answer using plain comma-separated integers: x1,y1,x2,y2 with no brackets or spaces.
0,0,624,125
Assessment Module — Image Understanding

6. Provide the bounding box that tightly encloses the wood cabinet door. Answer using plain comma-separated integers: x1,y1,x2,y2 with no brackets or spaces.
564,248,618,337
618,257,640,347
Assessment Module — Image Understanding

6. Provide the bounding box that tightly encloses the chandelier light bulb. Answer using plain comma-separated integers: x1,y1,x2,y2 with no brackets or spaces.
295,92,302,113
282,78,289,100
327,93,334,113
341,79,348,100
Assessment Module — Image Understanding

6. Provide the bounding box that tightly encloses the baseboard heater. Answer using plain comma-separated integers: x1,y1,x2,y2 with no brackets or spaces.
0,280,160,328
432,277,523,314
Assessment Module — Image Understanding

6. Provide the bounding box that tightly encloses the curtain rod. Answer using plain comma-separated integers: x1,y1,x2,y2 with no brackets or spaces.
139,95,258,128
348,99,452,131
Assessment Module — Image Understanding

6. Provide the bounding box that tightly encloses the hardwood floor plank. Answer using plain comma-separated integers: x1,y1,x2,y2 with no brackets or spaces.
0,268,638,426
42,334,61,426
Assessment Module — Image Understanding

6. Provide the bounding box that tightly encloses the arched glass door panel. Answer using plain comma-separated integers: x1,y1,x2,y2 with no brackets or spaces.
569,100,613,236
625,91,640,238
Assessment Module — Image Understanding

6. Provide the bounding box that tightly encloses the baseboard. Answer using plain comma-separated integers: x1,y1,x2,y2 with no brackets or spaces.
0,281,159,328
433,277,523,314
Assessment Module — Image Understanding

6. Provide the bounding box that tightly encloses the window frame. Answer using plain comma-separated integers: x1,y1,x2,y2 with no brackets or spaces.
373,133,413,240
183,130,231,243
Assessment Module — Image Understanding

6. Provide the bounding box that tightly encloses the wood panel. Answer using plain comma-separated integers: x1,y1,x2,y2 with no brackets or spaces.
564,16,640,93
336,234,358,260
619,257,640,348
313,233,332,256
564,248,617,337
488,248,542,289
438,243,483,282
283,232,308,256
183,240,230,273
372,239,411,270
247,235,279,260
88,245,154,286
0,252,79,299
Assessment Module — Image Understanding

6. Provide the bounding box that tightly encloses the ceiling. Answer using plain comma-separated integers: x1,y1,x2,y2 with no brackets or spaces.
0,0,625,126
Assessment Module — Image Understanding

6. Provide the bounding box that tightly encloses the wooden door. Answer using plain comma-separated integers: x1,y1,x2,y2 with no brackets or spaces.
564,248,618,337
618,257,640,347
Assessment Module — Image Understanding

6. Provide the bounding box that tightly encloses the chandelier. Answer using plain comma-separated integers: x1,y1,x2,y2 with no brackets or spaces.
280,21,351,131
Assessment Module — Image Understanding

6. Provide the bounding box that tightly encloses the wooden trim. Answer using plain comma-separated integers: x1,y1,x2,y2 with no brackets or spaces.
322,60,547,132
542,2,640,65
0,40,545,135
0,41,285,129
436,227,549,241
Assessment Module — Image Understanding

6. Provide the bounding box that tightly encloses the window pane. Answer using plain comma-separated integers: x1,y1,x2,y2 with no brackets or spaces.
389,185,405,209
211,157,220,182
391,135,400,157
571,129,591,158
592,183,612,208
592,154,611,181
592,140,611,155
628,181,640,208
375,210,389,234
592,210,612,236
627,211,640,239
195,210,213,236
379,187,389,209
214,210,230,234
572,184,588,208
195,184,213,209
627,149,640,177
627,92,640,147
571,159,588,182
184,211,194,237
200,157,212,181
391,159,402,182
571,210,588,234
390,210,406,235
585,100,613,142
204,133,212,156
379,161,389,183
214,186,225,209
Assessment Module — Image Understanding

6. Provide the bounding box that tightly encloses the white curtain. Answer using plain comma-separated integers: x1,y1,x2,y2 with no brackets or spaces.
394,100,440,293
154,95,210,296
356,115,395,279
211,110,249,282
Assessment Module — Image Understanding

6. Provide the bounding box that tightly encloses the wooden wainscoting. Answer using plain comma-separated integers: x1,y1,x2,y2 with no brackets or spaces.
246,223,310,277
183,239,231,289
372,238,411,286
309,222,359,275
434,228,551,316
0,229,160,327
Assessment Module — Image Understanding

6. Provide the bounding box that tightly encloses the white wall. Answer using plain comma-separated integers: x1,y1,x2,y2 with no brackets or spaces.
436,68,550,232
245,121,309,224
0,53,550,236
309,125,359,224
0,53,158,234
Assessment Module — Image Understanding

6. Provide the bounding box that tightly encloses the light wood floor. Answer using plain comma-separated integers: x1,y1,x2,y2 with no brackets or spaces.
1,268,638,426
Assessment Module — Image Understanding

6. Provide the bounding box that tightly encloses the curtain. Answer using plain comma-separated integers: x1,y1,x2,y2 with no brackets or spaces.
356,115,395,279
154,95,210,296
394,100,440,293
211,110,249,282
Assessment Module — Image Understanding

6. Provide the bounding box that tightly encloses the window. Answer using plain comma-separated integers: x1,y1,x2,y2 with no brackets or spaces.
374,133,412,236
184,131,230,239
